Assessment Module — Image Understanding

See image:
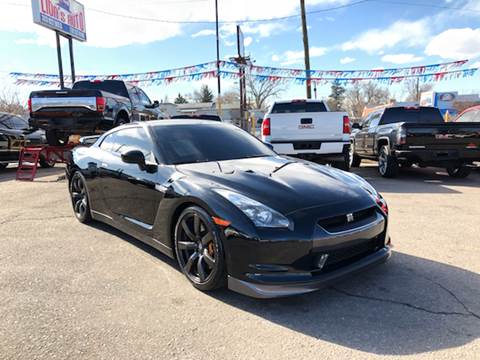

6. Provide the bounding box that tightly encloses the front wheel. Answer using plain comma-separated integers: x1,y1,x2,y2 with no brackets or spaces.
378,145,399,178
69,172,92,223
174,206,227,292
446,165,471,178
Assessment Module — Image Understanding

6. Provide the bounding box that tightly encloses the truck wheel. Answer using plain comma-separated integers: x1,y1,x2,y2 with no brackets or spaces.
39,155,56,169
333,146,351,172
446,166,471,178
46,130,69,146
350,143,362,168
115,115,129,127
378,146,399,178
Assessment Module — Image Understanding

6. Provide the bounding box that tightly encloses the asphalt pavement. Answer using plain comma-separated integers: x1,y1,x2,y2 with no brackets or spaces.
0,163,479,360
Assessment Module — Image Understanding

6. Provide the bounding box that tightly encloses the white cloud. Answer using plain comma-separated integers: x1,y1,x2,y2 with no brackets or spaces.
192,29,216,38
340,56,355,64
425,28,480,60
381,53,424,64
244,36,253,47
472,61,480,68
271,54,280,62
280,47,327,66
341,19,430,54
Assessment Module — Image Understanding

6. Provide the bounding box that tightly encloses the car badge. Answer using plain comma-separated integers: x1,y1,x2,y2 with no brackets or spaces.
317,254,329,269
346,213,354,223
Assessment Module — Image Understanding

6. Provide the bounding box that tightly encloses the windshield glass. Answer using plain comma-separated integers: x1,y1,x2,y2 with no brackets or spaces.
271,102,327,113
152,124,275,165
381,107,444,125
73,80,128,98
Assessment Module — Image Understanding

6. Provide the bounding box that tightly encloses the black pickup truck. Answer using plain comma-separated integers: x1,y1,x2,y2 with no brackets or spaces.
29,80,162,146
350,106,480,178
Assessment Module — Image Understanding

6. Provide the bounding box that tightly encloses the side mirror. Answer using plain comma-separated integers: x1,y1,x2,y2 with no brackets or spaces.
121,150,146,169
352,123,362,130
152,100,160,108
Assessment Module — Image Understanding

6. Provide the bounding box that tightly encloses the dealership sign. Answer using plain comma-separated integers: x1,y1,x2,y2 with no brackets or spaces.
31,0,86,41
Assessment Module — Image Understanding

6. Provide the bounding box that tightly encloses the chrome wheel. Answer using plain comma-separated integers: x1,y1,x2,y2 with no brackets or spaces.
378,151,388,176
176,211,217,284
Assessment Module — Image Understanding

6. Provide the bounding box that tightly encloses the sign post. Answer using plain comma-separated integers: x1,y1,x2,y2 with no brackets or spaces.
31,0,87,87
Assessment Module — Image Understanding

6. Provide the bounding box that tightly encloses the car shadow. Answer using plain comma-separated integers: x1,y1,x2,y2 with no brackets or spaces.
351,163,480,194
209,252,480,356
85,219,480,356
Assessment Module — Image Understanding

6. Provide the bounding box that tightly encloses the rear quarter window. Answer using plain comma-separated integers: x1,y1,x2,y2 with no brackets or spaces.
271,102,327,114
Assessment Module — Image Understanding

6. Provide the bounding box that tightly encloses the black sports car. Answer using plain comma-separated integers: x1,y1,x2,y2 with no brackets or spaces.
67,120,391,298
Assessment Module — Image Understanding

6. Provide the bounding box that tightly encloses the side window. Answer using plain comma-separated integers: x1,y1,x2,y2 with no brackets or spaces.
128,87,141,106
99,132,118,152
369,113,381,128
137,88,152,106
11,116,28,130
110,127,154,161
362,114,373,128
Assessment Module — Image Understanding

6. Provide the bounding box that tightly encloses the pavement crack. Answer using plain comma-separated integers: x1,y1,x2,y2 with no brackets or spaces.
330,286,479,319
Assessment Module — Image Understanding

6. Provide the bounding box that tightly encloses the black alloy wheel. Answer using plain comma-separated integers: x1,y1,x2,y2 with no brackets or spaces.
70,172,92,223
174,207,226,291
446,165,471,179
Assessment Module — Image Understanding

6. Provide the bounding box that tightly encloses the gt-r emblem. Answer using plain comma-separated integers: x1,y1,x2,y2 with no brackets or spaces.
346,213,354,223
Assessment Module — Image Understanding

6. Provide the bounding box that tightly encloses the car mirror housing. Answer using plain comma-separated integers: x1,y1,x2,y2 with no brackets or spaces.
122,150,146,168
352,123,362,130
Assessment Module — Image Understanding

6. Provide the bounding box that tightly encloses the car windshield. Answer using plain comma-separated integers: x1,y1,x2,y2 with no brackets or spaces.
271,102,327,113
152,123,275,165
381,107,444,125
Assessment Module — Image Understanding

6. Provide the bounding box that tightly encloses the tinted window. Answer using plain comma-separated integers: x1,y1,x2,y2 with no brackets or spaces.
171,115,222,122
137,88,152,106
11,116,28,130
100,127,154,160
152,124,275,165
73,80,128,98
380,107,444,125
271,102,327,114
128,88,141,105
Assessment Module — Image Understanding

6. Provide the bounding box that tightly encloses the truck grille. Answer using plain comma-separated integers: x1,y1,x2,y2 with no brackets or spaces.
317,206,377,233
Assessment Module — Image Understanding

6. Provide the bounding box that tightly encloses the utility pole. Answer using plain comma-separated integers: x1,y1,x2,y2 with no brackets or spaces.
215,0,222,114
231,25,251,131
300,0,311,99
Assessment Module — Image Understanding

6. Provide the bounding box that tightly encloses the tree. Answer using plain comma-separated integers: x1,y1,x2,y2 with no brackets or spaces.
0,88,26,115
246,75,284,110
174,93,188,104
327,81,346,111
193,85,214,103
343,82,391,119
217,91,240,104
403,79,433,102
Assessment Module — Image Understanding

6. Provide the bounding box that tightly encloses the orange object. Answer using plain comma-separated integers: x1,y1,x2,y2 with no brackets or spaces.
212,217,231,227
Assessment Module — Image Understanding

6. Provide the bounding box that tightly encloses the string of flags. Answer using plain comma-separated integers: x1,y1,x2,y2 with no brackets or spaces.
9,59,478,87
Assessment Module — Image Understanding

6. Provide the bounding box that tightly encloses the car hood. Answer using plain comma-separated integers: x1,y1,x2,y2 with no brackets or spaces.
176,156,378,215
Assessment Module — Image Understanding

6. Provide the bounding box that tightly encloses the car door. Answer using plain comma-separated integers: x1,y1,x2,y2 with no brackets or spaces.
136,88,158,120
364,112,382,155
98,127,165,234
128,87,150,122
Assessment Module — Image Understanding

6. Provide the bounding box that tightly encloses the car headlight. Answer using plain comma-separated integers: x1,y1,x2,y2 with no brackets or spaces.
214,189,291,229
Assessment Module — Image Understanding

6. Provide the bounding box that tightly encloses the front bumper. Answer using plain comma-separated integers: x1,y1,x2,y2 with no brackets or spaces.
224,204,390,298
228,245,391,298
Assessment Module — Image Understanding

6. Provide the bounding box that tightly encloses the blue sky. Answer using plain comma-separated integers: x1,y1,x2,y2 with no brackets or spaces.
1,0,480,104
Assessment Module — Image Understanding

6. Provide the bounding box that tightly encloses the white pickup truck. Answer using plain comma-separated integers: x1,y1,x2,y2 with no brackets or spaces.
261,100,351,170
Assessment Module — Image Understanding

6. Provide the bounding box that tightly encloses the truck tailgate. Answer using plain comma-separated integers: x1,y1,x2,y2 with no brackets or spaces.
270,112,345,141
404,123,480,149
30,89,101,113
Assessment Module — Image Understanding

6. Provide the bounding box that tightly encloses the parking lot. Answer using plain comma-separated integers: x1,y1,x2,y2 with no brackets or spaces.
0,163,479,360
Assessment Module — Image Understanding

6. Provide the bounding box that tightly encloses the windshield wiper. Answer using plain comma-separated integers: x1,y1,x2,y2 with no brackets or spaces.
270,161,298,176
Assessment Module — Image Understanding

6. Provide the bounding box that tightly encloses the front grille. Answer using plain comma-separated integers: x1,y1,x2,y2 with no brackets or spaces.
317,206,377,233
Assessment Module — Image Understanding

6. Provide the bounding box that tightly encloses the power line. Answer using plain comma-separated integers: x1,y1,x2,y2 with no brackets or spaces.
372,0,480,13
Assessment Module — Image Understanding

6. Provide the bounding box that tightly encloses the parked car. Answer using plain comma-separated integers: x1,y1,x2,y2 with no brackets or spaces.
261,100,351,170
350,106,480,178
454,105,480,123
29,80,162,146
67,120,391,298
0,112,53,170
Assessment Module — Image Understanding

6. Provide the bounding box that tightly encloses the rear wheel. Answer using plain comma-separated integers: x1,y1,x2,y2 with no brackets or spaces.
378,145,399,178
174,206,227,292
332,146,351,172
447,165,471,178
46,130,69,146
350,142,362,168
69,172,92,223
115,115,129,127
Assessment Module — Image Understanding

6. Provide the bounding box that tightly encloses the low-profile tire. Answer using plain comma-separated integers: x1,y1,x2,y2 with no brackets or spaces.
447,165,471,178
46,130,69,146
378,145,399,178
39,155,55,169
0,163,8,170
69,172,92,223
350,143,362,168
174,206,227,292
